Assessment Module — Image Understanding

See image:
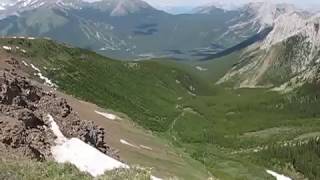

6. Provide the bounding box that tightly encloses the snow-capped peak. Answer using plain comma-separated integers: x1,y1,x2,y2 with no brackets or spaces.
0,0,85,11
0,0,88,19
91,0,154,16
0,0,51,19
0,0,156,19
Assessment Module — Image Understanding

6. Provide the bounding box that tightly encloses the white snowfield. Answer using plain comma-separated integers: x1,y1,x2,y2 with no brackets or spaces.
52,138,129,177
47,114,162,180
48,114,128,177
266,170,292,180
95,110,120,120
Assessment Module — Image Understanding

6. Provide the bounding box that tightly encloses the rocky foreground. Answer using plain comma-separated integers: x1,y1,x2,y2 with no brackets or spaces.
0,58,118,161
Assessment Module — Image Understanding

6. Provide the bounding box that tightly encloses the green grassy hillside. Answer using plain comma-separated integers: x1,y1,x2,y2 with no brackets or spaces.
0,38,212,132
0,158,152,180
2,38,320,179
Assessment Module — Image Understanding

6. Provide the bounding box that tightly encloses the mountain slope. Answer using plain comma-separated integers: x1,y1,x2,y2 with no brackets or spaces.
0,37,210,179
0,37,211,132
217,11,320,91
4,37,320,179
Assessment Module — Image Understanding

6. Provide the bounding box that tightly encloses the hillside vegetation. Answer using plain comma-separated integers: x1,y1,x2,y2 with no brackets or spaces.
0,38,212,132
0,159,151,180
2,38,320,179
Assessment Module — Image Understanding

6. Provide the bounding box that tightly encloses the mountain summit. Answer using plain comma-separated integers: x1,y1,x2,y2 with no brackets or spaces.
91,0,156,16
0,0,156,16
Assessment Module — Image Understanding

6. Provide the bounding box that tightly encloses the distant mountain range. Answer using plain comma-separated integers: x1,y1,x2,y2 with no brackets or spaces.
0,0,305,60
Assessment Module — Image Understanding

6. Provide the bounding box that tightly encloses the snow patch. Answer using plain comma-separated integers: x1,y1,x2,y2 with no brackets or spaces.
120,139,153,151
48,114,162,179
189,85,196,92
2,46,11,50
37,72,56,88
151,176,163,180
47,114,67,144
266,170,292,180
48,114,129,177
95,110,120,120
139,145,153,151
195,66,208,71
30,64,57,88
30,64,41,72
22,61,29,66
52,138,128,177
120,139,139,149
188,91,196,96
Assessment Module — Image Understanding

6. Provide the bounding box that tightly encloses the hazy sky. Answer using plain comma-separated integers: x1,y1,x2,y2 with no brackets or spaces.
143,0,320,8
84,0,320,13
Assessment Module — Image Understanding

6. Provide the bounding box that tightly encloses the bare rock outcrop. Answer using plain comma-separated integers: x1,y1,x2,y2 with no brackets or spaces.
0,69,118,160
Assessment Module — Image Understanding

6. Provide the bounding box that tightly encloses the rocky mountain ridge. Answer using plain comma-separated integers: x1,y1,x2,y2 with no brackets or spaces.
0,0,157,19
217,10,320,91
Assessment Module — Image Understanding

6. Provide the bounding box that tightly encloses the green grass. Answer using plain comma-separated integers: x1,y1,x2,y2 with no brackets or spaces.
0,159,152,180
0,38,212,132
3,38,320,179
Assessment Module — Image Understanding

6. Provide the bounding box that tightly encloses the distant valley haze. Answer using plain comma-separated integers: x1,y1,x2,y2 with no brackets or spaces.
84,0,320,13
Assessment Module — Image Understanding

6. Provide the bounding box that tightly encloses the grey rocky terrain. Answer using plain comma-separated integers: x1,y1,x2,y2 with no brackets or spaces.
0,58,119,161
